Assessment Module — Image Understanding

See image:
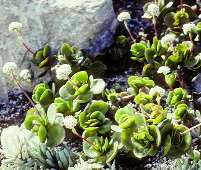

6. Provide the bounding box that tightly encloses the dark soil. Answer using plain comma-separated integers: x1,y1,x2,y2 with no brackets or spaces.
0,89,31,130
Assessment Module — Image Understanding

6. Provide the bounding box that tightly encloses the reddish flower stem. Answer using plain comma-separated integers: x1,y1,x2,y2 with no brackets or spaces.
16,31,35,55
72,129,97,147
12,75,40,115
153,23,158,38
124,21,135,43
180,0,183,8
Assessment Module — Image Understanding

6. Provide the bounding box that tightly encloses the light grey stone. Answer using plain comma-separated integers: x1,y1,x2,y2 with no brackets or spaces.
0,0,117,100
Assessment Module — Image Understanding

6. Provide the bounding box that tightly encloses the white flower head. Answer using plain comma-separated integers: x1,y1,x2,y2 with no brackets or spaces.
147,4,160,17
157,66,171,75
166,2,174,8
55,64,72,80
183,23,196,35
19,69,31,81
2,62,18,77
8,22,22,32
64,116,77,130
117,12,131,22
161,33,176,46
149,86,165,97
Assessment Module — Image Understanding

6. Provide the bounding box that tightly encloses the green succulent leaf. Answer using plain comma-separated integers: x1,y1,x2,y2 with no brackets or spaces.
47,123,65,147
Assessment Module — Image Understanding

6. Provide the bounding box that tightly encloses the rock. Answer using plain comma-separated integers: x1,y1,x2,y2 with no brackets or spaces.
0,0,117,100
192,73,201,94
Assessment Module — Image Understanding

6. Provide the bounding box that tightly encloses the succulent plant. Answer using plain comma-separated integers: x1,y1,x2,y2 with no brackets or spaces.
164,8,189,29
134,92,153,105
24,104,65,146
130,37,168,75
79,101,111,135
166,88,188,107
174,104,189,120
32,143,77,170
34,45,52,68
161,123,192,155
54,97,80,115
128,76,155,94
32,83,54,108
165,72,177,88
0,126,39,170
59,71,106,104
143,103,167,125
115,105,161,159
83,136,119,164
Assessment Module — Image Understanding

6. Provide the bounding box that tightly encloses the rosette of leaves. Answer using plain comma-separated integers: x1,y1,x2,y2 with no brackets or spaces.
115,105,161,159
142,103,167,125
34,45,52,68
60,43,85,65
174,104,189,120
164,7,197,31
60,44,107,77
102,89,118,103
166,88,188,107
159,120,192,155
128,76,155,94
79,101,111,134
134,92,153,105
24,104,65,146
32,83,54,108
164,41,201,69
165,72,177,88
83,136,119,164
59,71,105,104
54,97,80,115
31,143,77,170
130,37,168,74
0,126,39,169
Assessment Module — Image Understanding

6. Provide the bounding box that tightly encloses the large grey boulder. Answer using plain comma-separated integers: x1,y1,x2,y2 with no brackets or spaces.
0,0,117,100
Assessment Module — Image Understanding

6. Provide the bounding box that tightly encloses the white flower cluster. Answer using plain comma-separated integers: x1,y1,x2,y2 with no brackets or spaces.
63,115,77,130
161,33,176,46
157,66,171,75
55,64,72,80
147,4,160,17
149,86,165,97
2,62,18,77
182,23,196,35
69,158,103,170
8,22,22,32
19,69,31,81
117,12,131,22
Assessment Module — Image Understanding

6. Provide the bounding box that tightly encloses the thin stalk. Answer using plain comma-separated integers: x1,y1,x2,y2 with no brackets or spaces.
153,17,158,38
124,21,135,43
15,31,35,55
12,75,40,115
180,0,183,8
180,122,201,136
72,128,97,147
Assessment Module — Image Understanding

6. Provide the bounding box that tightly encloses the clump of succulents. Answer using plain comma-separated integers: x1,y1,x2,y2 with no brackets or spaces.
24,104,65,146
79,101,111,135
83,136,119,164
59,71,105,105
